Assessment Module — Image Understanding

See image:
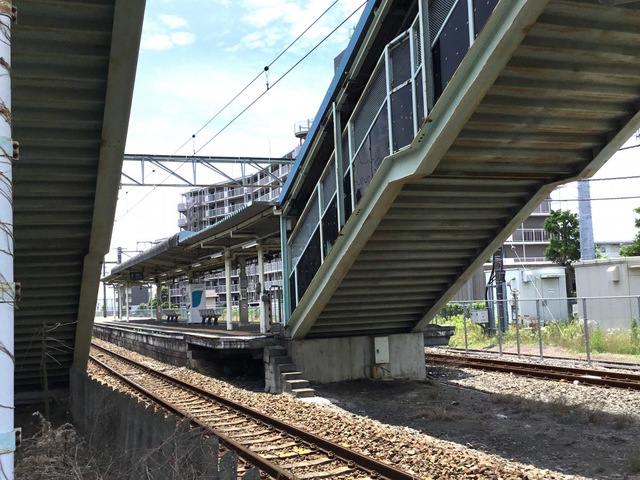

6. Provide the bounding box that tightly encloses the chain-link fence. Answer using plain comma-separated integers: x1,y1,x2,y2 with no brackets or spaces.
435,296,640,365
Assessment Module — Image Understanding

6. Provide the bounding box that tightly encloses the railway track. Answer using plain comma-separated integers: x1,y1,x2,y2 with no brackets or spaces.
438,347,640,371
90,342,416,480
426,352,640,390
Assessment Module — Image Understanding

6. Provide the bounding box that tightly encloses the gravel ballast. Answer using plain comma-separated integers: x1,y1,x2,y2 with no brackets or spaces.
82,340,640,479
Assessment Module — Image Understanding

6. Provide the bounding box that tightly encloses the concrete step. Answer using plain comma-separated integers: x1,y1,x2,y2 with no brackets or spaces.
281,371,303,381
289,388,315,399
283,378,310,392
276,363,298,374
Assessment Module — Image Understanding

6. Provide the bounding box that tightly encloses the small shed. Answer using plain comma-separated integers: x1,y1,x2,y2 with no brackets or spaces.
486,266,569,324
574,257,640,330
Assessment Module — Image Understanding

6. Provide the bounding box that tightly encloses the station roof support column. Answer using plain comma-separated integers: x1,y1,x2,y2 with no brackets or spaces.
257,242,268,334
225,250,233,331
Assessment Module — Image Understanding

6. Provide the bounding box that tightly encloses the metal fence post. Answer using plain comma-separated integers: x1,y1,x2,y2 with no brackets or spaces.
463,304,469,353
637,296,640,323
536,299,544,360
582,297,591,365
497,299,504,354
514,293,521,357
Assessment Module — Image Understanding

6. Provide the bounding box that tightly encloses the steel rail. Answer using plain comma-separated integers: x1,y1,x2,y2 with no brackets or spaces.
426,353,640,390
91,342,417,480
438,347,640,371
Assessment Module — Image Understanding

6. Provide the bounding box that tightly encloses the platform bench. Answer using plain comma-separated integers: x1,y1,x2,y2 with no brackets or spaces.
165,310,180,322
199,308,220,325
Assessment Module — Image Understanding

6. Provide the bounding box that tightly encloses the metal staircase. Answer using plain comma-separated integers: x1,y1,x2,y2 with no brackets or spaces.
283,0,640,339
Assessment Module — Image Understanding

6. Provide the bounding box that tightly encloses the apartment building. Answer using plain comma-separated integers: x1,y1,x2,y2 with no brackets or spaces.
502,197,553,268
171,161,293,309
178,162,293,232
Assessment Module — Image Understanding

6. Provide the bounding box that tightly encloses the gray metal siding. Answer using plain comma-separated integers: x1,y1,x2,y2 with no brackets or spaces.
12,0,144,398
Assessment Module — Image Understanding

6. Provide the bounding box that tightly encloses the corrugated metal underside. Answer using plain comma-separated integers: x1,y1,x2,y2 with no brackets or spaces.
12,1,116,396
307,0,640,337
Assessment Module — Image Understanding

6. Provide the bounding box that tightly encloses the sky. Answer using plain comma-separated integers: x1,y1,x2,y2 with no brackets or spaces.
109,0,640,266
110,0,366,263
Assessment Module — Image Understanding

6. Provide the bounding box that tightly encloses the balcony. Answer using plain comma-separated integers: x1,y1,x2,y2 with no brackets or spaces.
531,199,551,215
177,203,187,213
508,228,550,244
178,217,188,228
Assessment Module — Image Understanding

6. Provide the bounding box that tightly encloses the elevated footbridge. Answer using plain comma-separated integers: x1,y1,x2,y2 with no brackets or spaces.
280,0,640,340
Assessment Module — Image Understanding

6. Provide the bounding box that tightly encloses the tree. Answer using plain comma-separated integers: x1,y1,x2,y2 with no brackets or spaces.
543,209,580,296
619,207,640,257
543,210,581,266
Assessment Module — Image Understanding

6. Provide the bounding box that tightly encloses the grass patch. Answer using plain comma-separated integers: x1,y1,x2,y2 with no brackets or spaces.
437,308,640,357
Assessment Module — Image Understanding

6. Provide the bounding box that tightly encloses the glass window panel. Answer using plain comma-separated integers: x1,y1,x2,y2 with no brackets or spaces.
343,170,353,223
390,36,411,88
352,63,387,151
416,70,425,124
474,0,499,38
391,84,415,151
341,132,350,171
322,197,339,258
320,157,336,212
288,191,320,269
431,0,470,100
369,108,390,173
295,228,322,302
289,272,297,310
429,0,457,45
353,138,372,205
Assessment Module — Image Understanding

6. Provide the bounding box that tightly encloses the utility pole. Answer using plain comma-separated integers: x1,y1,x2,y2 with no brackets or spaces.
578,180,595,261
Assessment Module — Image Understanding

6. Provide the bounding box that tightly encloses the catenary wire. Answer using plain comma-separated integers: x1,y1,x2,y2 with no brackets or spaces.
170,0,342,156
116,2,362,222
193,1,366,156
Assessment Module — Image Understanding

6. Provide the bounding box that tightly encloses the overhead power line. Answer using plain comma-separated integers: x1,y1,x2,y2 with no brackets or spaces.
170,0,343,157
117,1,364,222
193,1,366,156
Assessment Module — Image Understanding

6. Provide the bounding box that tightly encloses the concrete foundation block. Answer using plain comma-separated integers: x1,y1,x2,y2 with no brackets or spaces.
290,332,426,383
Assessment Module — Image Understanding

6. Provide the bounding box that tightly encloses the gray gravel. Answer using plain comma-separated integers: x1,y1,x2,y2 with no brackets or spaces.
92,339,640,479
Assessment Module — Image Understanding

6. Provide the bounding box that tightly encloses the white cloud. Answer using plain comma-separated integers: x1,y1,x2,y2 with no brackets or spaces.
141,14,195,51
159,14,188,29
226,0,364,54
171,31,196,46
141,34,175,51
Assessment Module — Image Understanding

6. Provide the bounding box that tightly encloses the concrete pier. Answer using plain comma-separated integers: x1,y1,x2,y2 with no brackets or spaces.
288,333,426,383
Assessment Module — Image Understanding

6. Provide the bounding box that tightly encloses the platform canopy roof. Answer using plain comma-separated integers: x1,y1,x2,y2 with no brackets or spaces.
104,202,281,285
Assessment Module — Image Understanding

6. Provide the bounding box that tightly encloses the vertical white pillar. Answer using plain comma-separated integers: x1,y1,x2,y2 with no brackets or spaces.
125,282,130,321
155,280,162,321
224,250,233,330
0,3,14,478
257,242,267,334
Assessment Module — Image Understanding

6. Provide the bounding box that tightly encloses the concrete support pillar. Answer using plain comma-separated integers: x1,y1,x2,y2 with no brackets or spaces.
0,3,14,477
125,282,130,321
290,333,426,383
238,257,248,326
155,280,161,321
257,242,268,334
279,215,291,326
224,250,233,331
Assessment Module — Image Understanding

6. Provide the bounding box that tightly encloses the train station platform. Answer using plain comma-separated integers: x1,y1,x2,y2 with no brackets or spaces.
93,318,282,369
